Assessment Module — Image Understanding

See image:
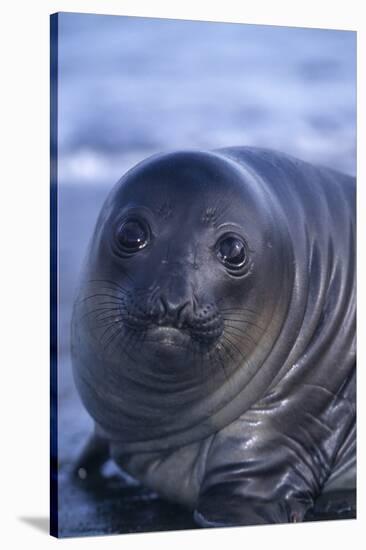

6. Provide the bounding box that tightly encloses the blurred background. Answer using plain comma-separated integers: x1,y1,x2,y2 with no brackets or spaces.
54,12,356,536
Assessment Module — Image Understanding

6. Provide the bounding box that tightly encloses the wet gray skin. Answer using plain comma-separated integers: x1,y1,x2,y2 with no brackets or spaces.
71,147,356,526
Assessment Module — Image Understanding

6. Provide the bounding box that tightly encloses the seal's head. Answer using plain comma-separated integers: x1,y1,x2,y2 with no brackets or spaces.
72,150,293,450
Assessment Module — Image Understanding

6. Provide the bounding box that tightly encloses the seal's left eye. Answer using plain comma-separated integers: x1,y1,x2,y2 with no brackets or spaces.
116,219,150,253
216,235,247,270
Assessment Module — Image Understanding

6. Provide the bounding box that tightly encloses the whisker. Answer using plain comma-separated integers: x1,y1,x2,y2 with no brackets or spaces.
89,300,124,307
99,321,119,342
224,318,265,332
98,326,125,345
219,340,236,363
86,280,153,297
213,202,231,226
82,305,122,316
220,306,258,315
224,324,258,346
101,322,123,351
85,286,129,296
87,279,129,292
77,293,124,304
95,315,123,328
80,306,122,321
216,347,229,382
215,341,239,382
222,333,247,361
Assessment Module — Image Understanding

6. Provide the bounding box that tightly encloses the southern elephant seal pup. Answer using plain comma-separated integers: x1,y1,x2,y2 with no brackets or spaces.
71,147,356,526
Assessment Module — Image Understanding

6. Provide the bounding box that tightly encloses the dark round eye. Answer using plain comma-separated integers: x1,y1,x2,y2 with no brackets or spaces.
116,218,150,253
216,235,247,270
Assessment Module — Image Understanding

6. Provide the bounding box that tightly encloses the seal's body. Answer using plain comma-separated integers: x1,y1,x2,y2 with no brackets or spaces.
71,147,356,525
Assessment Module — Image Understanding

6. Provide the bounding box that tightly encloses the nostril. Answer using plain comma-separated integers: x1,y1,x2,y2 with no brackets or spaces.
150,296,166,324
176,301,191,328
158,296,192,327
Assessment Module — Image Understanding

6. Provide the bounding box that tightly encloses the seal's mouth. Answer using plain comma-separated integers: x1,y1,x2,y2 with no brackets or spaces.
144,326,191,348
80,282,226,356
120,306,224,349
138,322,222,350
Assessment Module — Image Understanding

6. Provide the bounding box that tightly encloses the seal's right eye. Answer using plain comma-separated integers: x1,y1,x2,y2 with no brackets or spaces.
115,218,150,254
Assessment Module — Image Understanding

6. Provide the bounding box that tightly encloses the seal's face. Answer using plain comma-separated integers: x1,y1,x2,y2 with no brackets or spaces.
72,151,293,444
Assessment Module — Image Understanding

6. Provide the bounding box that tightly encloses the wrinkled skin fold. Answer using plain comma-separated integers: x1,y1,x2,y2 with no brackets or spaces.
71,147,356,526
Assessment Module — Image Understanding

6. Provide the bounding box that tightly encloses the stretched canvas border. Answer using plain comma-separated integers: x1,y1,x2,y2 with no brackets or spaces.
48,7,357,541
50,12,59,538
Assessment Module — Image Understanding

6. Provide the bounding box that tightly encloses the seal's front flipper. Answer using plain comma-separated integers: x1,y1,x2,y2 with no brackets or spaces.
194,491,310,527
305,490,356,521
72,430,110,486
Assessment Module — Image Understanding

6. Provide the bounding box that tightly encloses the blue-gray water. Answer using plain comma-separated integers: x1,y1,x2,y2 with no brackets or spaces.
54,12,356,536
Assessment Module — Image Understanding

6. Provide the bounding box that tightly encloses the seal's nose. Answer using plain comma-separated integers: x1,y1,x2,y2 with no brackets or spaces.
158,296,191,327
152,274,193,327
